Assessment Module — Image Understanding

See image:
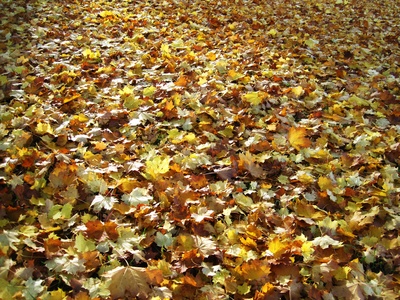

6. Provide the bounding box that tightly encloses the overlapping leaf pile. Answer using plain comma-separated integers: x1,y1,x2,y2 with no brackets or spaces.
0,0,399,299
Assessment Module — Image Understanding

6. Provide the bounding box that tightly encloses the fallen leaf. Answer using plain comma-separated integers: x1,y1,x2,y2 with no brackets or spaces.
288,126,311,150
103,266,151,299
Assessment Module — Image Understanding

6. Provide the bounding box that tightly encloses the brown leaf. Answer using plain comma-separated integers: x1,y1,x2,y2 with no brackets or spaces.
103,266,152,300
238,151,264,178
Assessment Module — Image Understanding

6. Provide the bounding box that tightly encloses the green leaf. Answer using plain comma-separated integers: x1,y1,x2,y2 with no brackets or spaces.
0,278,23,299
83,278,111,298
234,193,253,209
237,282,251,295
143,86,156,97
123,96,142,110
75,233,96,253
0,75,7,86
304,38,319,48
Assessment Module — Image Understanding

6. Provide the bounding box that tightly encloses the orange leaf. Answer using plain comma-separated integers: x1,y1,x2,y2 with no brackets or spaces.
182,273,204,287
174,75,187,87
104,221,119,240
237,260,270,280
189,174,208,189
85,220,104,240
240,236,257,249
288,126,311,150
86,220,119,240
145,269,164,285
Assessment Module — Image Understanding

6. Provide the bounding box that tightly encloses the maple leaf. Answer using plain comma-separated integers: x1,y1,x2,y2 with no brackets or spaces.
2,0,400,297
75,233,96,253
312,236,343,249
122,187,153,206
348,206,379,231
235,260,270,281
193,235,217,257
191,207,214,222
288,126,311,150
268,237,288,258
144,155,170,179
90,195,118,212
238,151,264,178
23,278,44,300
0,229,20,251
243,91,267,106
155,232,174,249
103,266,152,299
45,256,86,274
84,220,118,241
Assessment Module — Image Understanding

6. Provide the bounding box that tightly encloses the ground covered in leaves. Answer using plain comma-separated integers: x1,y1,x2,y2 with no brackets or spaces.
0,0,399,299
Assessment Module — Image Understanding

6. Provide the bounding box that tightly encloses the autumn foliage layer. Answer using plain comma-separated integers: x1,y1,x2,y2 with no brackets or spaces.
0,0,399,299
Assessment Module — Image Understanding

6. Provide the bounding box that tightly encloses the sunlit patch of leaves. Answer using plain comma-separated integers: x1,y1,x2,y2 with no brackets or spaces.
0,0,399,299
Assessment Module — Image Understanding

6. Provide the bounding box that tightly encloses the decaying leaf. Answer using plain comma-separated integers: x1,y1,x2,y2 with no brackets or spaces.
103,266,152,299
1,0,399,299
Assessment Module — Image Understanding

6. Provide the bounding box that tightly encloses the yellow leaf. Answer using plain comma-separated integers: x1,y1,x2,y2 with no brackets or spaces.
76,113,89,122
177,234,195,250
334,266,351,280
301,241,314,261
82,48,100,60
304,38,318,48
119,85,135,96
294,201,326,220
288,126,311,150
63,93,81,104
318,176,334,191
347,95,370,107
161,43,171,58
291,86,304,97
226,229,238,243
236,260,270,280
268,237,287,258
45,289,66,300
267,28,278,36
83,151,103,166
243,91,263,106
99,11,116,18
240,236,257,249
261,282,275,293
36,122,54,135
145,155,170,179
0,75,7,85
297,172,314,184
184,132,196,143
206,52,217,61
237,283,251,295
227,69,244,81
143,86,156,97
